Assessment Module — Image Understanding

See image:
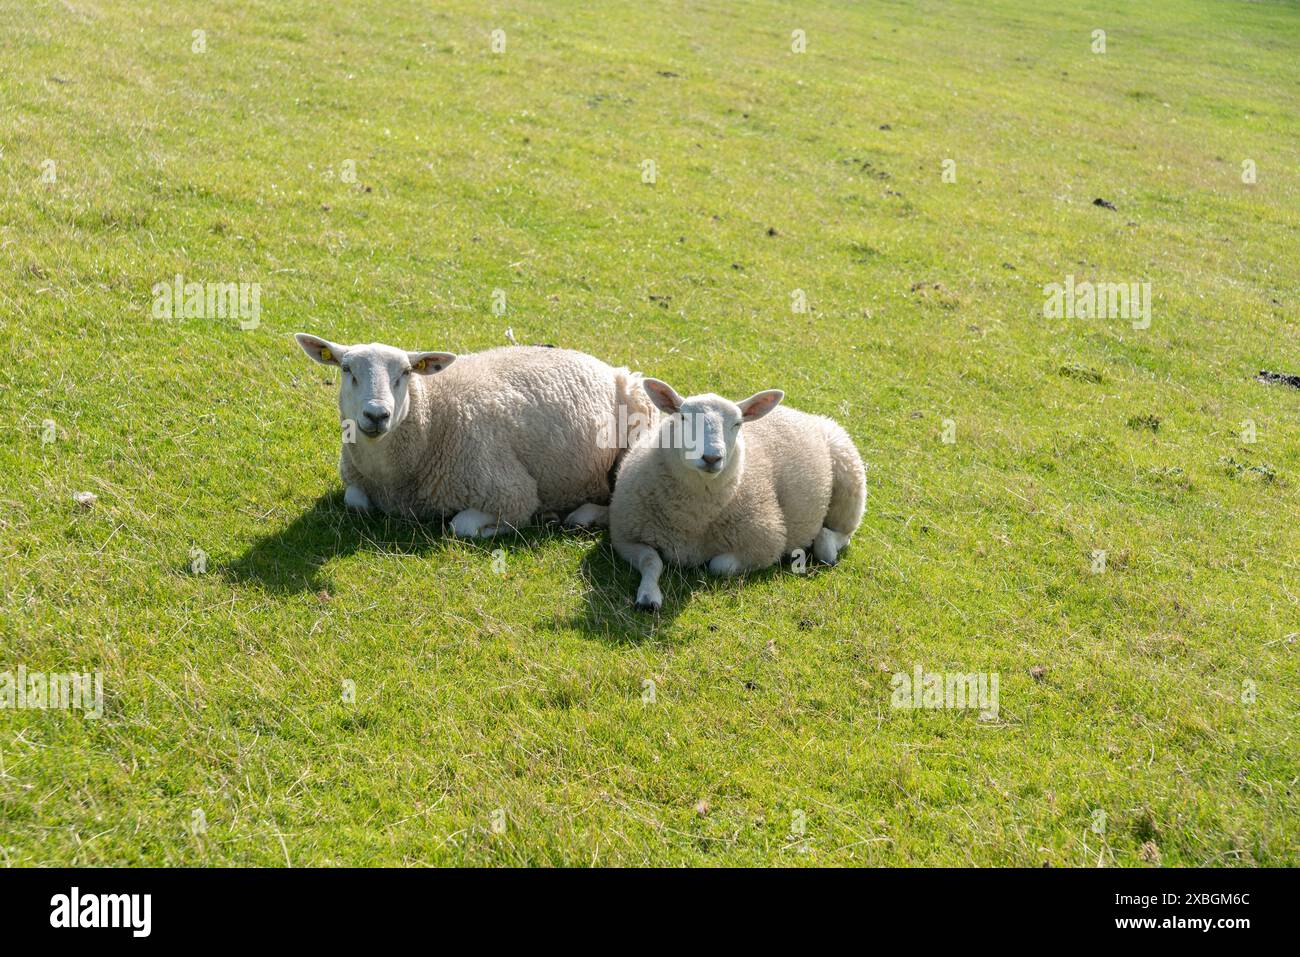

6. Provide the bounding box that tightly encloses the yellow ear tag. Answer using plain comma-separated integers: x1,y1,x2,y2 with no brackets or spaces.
320,348,332,361
413,359,427,371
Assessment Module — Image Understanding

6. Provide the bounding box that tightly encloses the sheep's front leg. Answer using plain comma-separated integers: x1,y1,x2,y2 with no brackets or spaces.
615,541,664,612
813,526,851,565
563,503,609,528
707,553,746,577
449,508,499,538
344,484,372,512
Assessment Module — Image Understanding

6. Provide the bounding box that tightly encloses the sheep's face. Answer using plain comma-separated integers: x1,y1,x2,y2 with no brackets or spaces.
642,379,783,477
294,334,455,442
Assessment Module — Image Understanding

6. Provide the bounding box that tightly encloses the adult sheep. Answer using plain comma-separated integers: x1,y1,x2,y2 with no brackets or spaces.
293,333,655,537
609,378,865,611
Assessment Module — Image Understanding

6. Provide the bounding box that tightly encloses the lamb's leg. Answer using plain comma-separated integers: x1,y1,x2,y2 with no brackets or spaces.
563,503,609,528
801,425,866,565
344,484,372,512
615,541,664,612
706,553,746,577
813,527,852,565
822,428,867,543
449,508,498,538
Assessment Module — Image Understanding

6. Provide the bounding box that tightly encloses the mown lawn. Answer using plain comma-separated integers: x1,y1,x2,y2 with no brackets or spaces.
1,0,1296,865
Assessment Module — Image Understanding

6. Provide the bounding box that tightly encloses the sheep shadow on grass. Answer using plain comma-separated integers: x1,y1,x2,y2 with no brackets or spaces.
222,491,459,594
226,493,792,634
558,537,788,644
224,493,604,595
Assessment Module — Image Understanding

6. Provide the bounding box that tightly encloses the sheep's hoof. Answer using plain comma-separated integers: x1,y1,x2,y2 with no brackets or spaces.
449,508,495,537
634,592,662,613
813,527,848,565
707,553,744,576
344,485,372,511
563,503,609,528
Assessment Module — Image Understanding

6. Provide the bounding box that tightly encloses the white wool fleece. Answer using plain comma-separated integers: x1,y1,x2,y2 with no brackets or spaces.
609,379,865,610
296,335,656,535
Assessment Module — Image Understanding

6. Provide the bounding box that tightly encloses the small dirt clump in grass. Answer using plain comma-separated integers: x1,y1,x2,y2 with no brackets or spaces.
1220,456,1277,483
1058,363,1103,383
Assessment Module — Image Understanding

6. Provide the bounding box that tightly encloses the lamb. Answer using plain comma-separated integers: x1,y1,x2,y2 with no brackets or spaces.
609,379,866,611
293,333,657,537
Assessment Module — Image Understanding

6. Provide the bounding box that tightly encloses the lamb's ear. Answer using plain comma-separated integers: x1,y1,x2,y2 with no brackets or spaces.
642,378,684,414
737,389,784,422
294,332,347,366
408,351,456,375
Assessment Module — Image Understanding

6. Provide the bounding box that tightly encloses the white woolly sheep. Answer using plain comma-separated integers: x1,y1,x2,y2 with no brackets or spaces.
294,333,656,537
609,379,866,611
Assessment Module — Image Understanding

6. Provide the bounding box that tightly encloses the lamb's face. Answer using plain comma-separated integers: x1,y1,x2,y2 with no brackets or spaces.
678,395,742,474
294,334,455,443
642,379,784,478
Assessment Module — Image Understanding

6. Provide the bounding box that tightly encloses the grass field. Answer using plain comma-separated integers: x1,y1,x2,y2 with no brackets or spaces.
1,0,1297,866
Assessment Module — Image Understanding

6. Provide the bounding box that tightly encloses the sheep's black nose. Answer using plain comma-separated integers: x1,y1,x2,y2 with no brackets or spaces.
701,454,721,466
363,409,390,424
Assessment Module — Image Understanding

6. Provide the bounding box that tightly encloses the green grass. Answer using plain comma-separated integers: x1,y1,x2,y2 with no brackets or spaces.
1,0,1297,866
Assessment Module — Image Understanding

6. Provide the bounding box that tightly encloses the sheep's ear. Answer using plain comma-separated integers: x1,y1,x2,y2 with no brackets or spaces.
408,351,456,375
295,332,347,366
643,378,684,414
737,389,784,422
